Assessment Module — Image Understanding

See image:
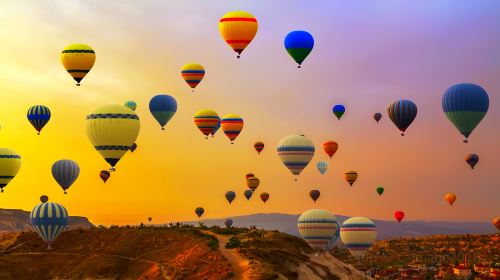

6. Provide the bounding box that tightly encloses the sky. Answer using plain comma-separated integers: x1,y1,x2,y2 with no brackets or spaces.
0,0,499,225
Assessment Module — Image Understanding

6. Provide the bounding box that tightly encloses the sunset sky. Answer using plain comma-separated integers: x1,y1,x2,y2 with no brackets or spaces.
0,1,499,225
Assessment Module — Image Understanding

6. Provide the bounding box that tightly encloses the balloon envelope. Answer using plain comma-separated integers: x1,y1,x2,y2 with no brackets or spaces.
60,43,95,86
181,63,205,91
465,154,479,169
218,11,258,58
149,95,177,130
344,171,358,186
309,190,320,203
246,177,260,192
376,186,384,196
224,219,233,228
195,207,204,218
260,192,269,203
316,161,328,175
40,195,48,203
387,99,417,135
100,170,110,183
277,135,315,178
30,202,68,249
284,31,314,67
445,193,456,206
298,209,340,252
332,105,345,120
493,217,500,231
0,148,21,193
194,109,219,138
394,211,405,223
323,141,338,159
221,114,244,143
124,101,137,111
51,160,80,194
254,142,264,154
27,105,51,135
340,217,377,258
225,191,236,204
244,190,253,200
373,113,382,123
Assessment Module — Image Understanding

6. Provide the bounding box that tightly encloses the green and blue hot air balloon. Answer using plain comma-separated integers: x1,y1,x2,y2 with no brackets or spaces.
149,95,177,130
27,105,51,135
332,104,345,120
284,31,314,68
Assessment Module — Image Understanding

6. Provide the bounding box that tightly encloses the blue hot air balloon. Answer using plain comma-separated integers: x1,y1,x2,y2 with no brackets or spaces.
244,189,253,200
30,202,68,249
442,83,489,143
27,105,51,135
225,191,236,204
332,105,345,120
387,99,417,136
195,207,204,218
149,95,177,130
284,31,314,68
224,219,233,228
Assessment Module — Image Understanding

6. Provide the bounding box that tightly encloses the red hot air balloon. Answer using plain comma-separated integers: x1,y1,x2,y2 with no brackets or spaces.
260,192,269,203
323,141,338,159
309,190,320,203
245,173,254,180
254,142,264,154
100,170,110,183
394,211,405,223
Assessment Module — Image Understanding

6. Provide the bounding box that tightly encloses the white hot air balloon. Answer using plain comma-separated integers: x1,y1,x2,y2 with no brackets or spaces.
340,217,377,259
297,209,340,252
316,161,328,175
277,135,315,181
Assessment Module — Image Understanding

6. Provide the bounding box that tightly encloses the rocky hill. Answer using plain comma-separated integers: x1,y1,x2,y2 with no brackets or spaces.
0,208,94,232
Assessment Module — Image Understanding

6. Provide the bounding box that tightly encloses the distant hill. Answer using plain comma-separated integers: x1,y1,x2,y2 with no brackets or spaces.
183,213,497,239
0,208,94,232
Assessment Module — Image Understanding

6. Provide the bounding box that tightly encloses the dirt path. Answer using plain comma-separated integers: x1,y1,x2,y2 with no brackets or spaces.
202,231,252,280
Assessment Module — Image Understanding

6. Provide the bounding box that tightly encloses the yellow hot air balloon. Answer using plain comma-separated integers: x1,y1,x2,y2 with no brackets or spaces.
444,193,456,206
0,148,21,193
194,109,219,139
85,105,140,171
218,11,258,58
60,43,96,86
181,63,205,92
344,171,358,186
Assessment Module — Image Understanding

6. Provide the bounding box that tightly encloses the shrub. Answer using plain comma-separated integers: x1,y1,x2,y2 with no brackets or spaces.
225,236,241,249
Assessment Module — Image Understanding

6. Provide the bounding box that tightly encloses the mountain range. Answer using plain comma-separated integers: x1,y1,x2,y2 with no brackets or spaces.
0,208,94,232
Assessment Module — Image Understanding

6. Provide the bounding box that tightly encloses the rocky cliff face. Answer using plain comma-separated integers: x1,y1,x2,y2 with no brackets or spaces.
0,208,94,232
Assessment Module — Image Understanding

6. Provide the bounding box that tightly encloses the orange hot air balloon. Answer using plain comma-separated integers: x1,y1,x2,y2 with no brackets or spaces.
323,141,338,159
221,114,244,144
254,142,264,154
493,217,500,231
444,193,456,206
218,11,258,58
245,173,254,180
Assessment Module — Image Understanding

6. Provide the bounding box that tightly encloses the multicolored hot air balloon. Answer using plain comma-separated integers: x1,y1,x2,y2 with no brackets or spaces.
344,171,358,186
149,95,177,130
40,195,49,203
316,161,328,175
247,177,260,192
493,217,500,231
224,219,233,228
340,217,377,258
332,105,345,120
194,109,219,139
244,190,253,200
277,135,315,180
373,113,382,123
225,191,236,204
444,193,456,206
219,11,258,58
465,154,479,169
284,31,314,68
254,142,264,154
387,99,417,136
260,192,269,203
51,160,80,194
27,105,51,135
124,101,137,111
60,43,95,86
297,209,340,252
85,105,140,171
30,201,68,249
130,143,137,153
181,63,205,92
394,211,405,223
442,83,489,143
309,190,320,203
245,173,254,180
376,186,384,196
0,148,21,193
195,207,204,218
100,170,110,183
323,141,338,159
211,116,221,137
221,114,244,144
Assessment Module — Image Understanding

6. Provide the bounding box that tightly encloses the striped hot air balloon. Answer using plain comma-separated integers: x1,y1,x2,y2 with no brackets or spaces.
387,99,418,136
323,141,338,159
297,209,340,252
149,95,177,130
27,105,51,135
0,148,21,193
254,142,264,154
344,171,358,186
316,161,328,175
30,201,68,249
51,160,80,194
85,105,140,171
124,101,137,111
181,63,205,92
247,177,260,192
219,11,258,58
260,192,269,203
277,135,315,180
60,43,95,86
194,109,219,139
100,170,110,183
221,114,244,144
340,217,377,259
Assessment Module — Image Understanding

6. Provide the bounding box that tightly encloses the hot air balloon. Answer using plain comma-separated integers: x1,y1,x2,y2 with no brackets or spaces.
245,173,255,180
277,135,315,180
211,116,221,137
323,141,338,159
373,113,382,123
124,101,137,111
442,83,489,143
309,190,320,203
444,193,456,206
194,109,219,139
51,160,80,194
40,195,48,203
344,171,358,186
224,219,233,228
148,217,152,223
130,143,137,152
85,105,140,171
0,148,21,193
30,202,68,249
465,154,479,169
221,114,244,144
284,31,314,68
244,190,253,200
60,43,95,86
254,142,264,154
100,170,110,183
181,63,205,92
225,191,236,204
195,207,204,218
297,209,340,252
340,217,377,258
219,11,258,58
387,99,417,136
27,105,51,135
332,105,345,120
493,217,500,231
394,211,404,223
149,95,177,130
260,192,269,203
376,186,384,196
316,161,328,175
247,177,260,192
